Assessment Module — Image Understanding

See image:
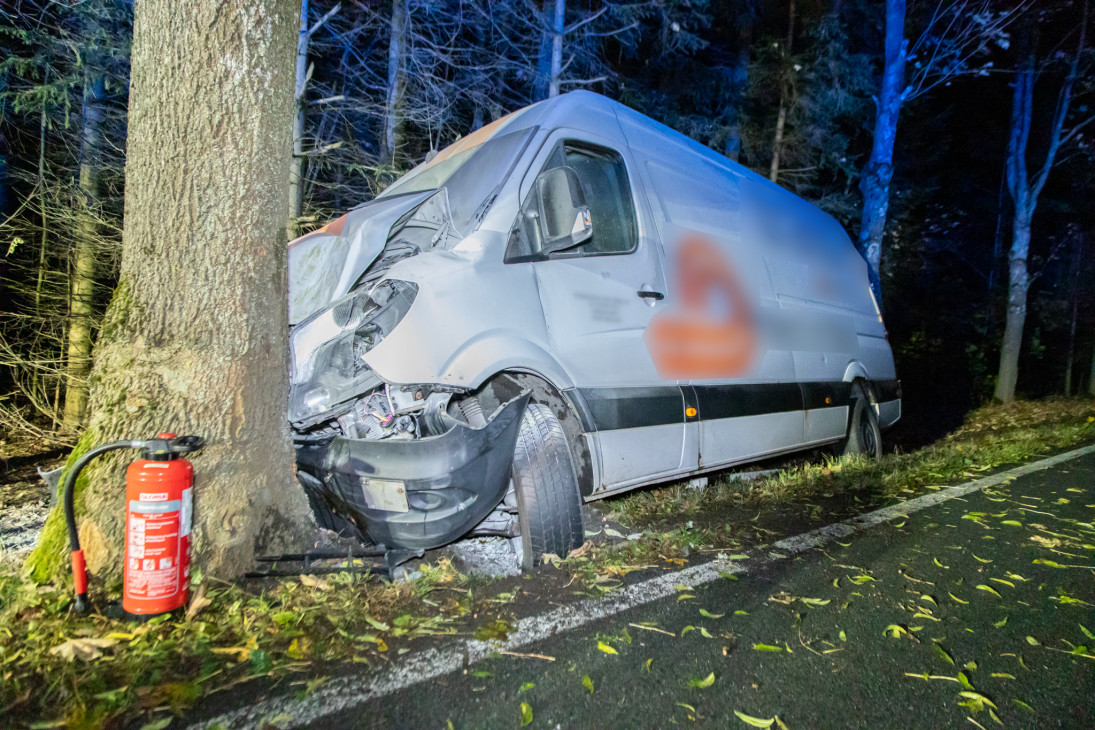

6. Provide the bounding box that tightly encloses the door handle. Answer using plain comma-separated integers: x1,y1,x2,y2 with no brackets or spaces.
637,290,665,301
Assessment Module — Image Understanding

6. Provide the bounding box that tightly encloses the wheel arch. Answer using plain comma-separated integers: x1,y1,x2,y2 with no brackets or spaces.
462,369,597,500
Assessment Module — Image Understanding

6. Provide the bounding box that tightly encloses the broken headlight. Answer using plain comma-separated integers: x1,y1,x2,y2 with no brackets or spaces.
289,279,418,423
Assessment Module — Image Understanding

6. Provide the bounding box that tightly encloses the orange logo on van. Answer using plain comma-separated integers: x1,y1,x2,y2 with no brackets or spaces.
644,234,758,378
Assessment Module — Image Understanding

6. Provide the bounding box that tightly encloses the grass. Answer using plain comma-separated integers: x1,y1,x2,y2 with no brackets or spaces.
607,398,1095,528
1,397,1093,727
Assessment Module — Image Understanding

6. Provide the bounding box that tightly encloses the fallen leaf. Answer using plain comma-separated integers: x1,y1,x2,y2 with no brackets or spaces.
186,584,211,620
520,701,533,727
50,637,118,662
934,644,954,666
752,643,783,652
1081,625,1095,641
949,592,969,605
1026,636,1039,646
733,710,775,728
959,691,997,709
976,584,1002,598
993,616,1008,628
582,675,594,694
519,682,535,693
839,630,847,642
883,624,909,639
138,718,173,730
567,541,591,558
700,609,725,619
597,641,618,655
690,672,715,689
299,574,331,590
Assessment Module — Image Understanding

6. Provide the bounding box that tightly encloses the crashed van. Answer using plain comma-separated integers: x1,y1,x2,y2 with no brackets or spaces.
287,91,901,569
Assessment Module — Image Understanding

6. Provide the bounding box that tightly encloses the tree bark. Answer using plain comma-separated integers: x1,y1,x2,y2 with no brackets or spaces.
857,0,906,300
1064,233,1080,395
61,73,107,432
1088,339,1095,398
996,212,1030,403
381,0,408,165
994,15,1083,403
724,0,756,162
289,0,310,237
27,0,313,584
768,0,795,183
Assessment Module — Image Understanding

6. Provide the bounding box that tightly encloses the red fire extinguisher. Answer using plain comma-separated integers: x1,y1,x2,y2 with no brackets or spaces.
62,433,204,617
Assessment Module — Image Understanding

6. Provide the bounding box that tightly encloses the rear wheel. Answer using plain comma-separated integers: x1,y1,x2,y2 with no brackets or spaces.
842,384,882,460
511,403,584,570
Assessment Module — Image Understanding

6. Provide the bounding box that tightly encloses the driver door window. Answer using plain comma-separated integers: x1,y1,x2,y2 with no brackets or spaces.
506,142,636,262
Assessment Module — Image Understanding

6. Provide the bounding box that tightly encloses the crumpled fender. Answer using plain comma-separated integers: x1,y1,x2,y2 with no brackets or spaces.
296,392,530,550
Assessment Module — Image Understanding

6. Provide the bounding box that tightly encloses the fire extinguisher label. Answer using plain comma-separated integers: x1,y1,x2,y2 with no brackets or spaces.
126,499,182,600
180,487,192,537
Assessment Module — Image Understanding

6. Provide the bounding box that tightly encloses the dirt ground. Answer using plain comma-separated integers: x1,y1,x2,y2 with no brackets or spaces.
0,430,66,566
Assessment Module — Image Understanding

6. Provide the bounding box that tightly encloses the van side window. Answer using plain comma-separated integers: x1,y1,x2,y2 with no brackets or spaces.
506,141,637,262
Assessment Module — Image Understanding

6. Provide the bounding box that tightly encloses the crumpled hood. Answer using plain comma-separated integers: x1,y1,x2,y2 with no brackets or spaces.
288,190,436,325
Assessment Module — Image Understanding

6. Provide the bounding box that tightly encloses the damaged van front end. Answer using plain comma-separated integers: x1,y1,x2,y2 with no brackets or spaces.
287,119,538,553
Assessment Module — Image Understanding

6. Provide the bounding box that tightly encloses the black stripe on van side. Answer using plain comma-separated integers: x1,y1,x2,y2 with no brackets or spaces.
800,381,855,410
565,380,898,433
574,386,684,432
692,383,803,420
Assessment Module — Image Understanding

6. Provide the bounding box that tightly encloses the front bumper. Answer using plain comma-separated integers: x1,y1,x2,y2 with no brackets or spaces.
296,392,529,550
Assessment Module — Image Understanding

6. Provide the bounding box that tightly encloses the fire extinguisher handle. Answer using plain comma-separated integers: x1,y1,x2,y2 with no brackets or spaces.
170,435,205,454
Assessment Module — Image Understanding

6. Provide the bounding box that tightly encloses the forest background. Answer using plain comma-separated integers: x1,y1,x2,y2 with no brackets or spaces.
1,0,1093,450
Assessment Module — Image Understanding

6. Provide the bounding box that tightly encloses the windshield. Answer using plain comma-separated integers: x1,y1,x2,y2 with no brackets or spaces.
379,115,535,237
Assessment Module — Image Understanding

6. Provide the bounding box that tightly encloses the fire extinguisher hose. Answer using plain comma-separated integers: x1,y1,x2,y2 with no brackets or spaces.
61,440,140,613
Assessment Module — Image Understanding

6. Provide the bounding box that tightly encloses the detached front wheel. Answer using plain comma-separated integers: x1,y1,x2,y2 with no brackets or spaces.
511,403,584,570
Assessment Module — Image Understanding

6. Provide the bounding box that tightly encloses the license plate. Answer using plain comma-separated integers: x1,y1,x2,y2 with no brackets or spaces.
361,478,408,512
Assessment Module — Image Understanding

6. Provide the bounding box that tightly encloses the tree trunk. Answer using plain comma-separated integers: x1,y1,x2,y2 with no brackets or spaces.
35,96,49,314
768,0,795,183
995,15,1084,403
995,212,1030,403
27,0,312,584
725,0,756,162
857,0,906,300
61,74,107,432
381,0,408,165
535,0,565,100
288,0,309,237
1088,340,1095,398
1064,234,1080,395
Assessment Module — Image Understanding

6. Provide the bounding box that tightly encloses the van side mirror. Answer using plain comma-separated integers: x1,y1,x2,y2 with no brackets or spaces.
534,166,593,254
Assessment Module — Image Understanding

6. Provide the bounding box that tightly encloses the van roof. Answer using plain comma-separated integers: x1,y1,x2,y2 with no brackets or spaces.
527,91,849,241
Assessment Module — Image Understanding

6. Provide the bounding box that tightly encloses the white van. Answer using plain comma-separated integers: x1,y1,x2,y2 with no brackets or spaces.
288,91,900,569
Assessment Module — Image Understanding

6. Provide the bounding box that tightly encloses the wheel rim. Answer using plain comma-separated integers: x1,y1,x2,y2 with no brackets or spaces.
859,414,877,455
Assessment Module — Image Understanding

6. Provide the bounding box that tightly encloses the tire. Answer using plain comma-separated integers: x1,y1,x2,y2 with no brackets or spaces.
841,384,882,460
511,403,584,571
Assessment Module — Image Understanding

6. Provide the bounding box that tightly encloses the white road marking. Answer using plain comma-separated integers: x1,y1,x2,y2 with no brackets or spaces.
190,443,1095,729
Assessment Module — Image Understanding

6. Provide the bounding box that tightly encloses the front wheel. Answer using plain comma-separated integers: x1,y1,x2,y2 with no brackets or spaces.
841,384,882,460
511,403,584,570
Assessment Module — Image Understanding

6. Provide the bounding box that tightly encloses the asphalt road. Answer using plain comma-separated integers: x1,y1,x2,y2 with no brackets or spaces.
324,451,1095,729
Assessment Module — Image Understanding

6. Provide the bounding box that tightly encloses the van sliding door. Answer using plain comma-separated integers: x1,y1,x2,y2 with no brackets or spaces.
616,111,805,470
